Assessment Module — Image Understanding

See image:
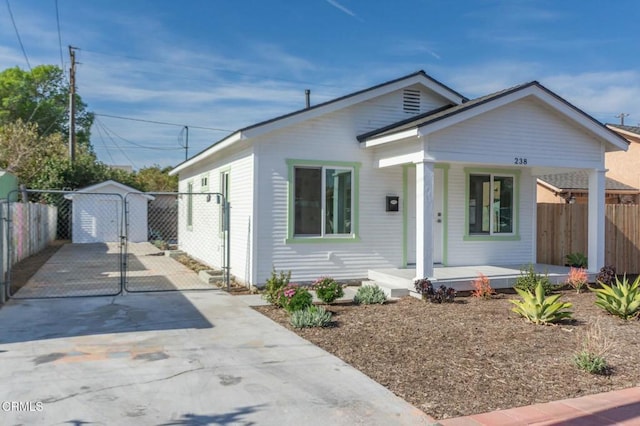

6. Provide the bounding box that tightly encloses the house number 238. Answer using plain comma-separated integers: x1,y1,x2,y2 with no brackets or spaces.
514,157,527,165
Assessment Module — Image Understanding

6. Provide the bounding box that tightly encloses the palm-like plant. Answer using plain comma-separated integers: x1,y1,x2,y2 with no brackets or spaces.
591,275,640,320
510,281,573,325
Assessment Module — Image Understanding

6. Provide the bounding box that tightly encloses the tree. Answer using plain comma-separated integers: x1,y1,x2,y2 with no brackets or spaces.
134,165,178,192
0,65,94,148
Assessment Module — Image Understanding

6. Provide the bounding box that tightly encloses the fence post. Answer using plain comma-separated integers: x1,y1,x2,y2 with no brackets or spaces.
0,200,5,305
225,198,231,291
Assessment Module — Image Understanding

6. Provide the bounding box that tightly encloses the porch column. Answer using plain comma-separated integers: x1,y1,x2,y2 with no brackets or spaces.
587,169,606,273
415,160,434,279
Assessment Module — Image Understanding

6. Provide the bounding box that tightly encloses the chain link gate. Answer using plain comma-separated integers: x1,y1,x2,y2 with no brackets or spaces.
123,192,230,292
2,189,230,300
4,189,124,299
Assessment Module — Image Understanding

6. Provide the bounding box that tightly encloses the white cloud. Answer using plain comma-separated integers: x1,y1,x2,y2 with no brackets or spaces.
326,0,361,21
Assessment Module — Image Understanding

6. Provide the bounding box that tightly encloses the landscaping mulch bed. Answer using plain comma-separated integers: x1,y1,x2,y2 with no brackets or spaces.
254,291,640,420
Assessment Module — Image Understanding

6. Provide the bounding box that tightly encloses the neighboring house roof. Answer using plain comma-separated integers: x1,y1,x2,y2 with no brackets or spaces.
538,171,638,193
171,70,468,175
606,124,640,143
65,180,154,200
359,82,630,152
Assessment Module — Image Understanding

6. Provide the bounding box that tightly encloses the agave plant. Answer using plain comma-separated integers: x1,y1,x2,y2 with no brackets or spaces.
510,281,573,325
591,275,640,320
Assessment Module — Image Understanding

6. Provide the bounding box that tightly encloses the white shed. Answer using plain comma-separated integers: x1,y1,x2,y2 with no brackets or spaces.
65,180,154,243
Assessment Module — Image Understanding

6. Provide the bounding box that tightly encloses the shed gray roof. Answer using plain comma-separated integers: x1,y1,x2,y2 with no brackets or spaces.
538,171,638,192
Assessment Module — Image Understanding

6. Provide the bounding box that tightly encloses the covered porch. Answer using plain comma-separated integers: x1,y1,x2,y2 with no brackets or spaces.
366,264,590,297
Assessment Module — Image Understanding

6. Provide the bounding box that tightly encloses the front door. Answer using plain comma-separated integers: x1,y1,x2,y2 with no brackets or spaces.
406,166,444,265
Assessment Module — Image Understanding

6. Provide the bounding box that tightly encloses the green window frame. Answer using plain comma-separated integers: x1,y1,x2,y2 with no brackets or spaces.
464,168,520,241
186,181,194,230
286,159,360,243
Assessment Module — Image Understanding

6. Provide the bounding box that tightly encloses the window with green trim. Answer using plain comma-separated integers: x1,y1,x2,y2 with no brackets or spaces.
468,174,514,235
293,166,353,236
200,173,209,192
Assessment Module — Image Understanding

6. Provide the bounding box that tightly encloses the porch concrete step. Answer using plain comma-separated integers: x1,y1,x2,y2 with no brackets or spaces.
362,280,409,298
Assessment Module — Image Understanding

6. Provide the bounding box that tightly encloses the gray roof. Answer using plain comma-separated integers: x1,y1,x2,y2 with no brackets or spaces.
539,171,638,192
607,124,640,135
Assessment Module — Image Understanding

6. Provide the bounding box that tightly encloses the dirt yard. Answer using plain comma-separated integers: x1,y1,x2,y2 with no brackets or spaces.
254,291,640,420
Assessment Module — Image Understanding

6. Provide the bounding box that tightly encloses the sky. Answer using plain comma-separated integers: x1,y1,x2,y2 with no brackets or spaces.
1,0,639,170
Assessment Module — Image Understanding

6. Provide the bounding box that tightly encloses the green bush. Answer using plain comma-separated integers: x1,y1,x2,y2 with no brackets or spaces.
353,285,387,305
263,269,291,306
278,284,313,313
290,306,333,328
510,281,573,325
313,277,344,304
591,275,640,320
565,252,588,268
514,264,555,295
573,351,608,375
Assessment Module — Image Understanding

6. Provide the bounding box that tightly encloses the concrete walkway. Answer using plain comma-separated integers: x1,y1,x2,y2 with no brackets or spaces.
438,387,640,425
0,291,429,425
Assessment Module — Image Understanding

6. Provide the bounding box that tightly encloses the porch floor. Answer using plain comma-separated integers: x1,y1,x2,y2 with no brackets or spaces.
367,264,587,297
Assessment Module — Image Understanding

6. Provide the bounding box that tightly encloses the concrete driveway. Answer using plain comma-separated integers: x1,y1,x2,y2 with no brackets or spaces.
0,290,432,425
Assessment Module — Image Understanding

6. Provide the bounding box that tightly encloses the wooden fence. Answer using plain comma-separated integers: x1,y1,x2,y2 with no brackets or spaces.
537,203,640,274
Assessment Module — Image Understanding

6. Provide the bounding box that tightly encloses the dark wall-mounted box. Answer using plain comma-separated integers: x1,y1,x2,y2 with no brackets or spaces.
386,195,399,212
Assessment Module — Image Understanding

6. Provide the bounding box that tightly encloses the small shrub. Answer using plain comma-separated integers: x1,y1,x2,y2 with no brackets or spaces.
596,265,616,287
313,277,344,304
565,252,588,268
573,319,611,375
510,281,573,325
566,267,588,294
414,278,456,303
353,285,387,305
591,275,640,320
471,273,495,299
263,269,291,306
514,264,555,295
278,284,313,313
573,351,608,375
290,306,332,328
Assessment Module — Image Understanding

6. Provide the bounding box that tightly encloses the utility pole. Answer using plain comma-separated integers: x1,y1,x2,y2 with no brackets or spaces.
184,126,189,161
615,112,629,126
68,45,78,163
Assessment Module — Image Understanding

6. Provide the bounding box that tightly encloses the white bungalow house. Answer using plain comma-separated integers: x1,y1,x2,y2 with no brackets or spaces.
170,71,628,292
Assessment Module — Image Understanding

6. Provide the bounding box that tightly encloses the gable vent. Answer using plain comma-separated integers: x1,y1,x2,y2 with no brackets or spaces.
403,89,421,114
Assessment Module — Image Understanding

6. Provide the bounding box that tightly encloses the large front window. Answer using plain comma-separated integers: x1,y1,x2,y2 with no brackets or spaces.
468,174,514,235
294,166,353,237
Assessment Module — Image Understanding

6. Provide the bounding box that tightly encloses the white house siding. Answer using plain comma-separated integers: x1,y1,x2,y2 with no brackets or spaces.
254,106,408,285
444,164,535,266
427,98,604,168
177,147,254,283
355,84,452,134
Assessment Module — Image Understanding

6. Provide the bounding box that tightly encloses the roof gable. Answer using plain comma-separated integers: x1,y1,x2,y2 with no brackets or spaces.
66,180,154,200
360,82,629,153
171,70,467,175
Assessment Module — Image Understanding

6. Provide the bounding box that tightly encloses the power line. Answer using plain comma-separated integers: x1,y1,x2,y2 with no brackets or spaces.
94,112,232,132
55,0,65,72
94,118,183,151
94,121,116,164
6,0,31,71
94,120,138,169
